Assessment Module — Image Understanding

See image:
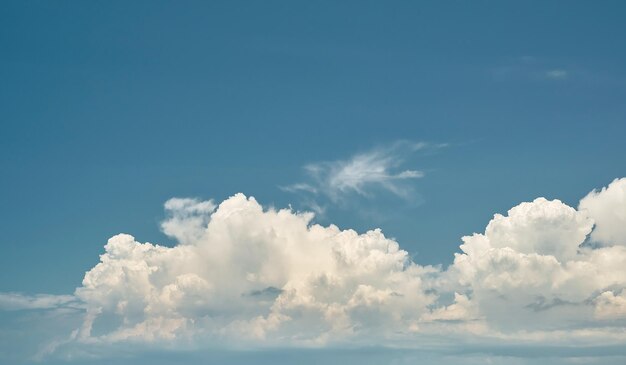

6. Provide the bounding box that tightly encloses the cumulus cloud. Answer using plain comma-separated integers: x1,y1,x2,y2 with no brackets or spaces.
281,141,439,204
3,177,626,361
594,289,626,319
161,197,216,244
74,194,437,346
448,192,626,332
579,178,626,246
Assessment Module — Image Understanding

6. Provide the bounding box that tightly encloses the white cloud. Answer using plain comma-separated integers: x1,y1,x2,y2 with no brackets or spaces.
3,177,626,362
161,197,216,244
579,177,626,246
476,197,592,261
420,292,479,322
282,141,435,203
594,289,626,319
447,194,626,331
73,193,437,346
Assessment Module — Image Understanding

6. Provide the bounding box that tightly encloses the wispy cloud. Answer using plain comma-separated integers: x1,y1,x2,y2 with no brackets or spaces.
302,150,422,199
492,56,571,82
281,141,443,205
545,69,568,80
0,292,79,311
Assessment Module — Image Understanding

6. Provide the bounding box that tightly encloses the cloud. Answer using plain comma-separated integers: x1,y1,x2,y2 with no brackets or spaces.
447,190,626,332
161,197,217,244
282,141,442,206
73,193,437,346
3,177,626,362
545,69,568,79
579,178,626,246
594,289,626,319
492,57,571,82
464,197,593,261
0,292,78,311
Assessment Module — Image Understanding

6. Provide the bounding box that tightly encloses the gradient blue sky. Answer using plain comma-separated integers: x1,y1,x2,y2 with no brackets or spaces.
1,1,626,364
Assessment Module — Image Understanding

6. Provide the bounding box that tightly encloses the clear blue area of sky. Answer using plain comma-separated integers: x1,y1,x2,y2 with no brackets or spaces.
1,0,625,298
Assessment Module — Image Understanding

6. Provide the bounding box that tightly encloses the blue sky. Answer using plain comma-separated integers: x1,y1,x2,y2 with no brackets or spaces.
1,1,626,364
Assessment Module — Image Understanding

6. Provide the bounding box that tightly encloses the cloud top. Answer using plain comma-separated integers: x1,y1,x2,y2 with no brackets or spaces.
579,177,626,247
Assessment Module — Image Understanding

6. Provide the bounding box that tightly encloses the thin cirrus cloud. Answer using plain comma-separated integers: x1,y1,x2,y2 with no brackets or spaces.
492,56,570,82
281,141,442,209
544,69,568,80
2,177,626,363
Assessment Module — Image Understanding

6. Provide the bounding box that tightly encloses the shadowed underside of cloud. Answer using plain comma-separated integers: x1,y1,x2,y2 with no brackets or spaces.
3,178,626,362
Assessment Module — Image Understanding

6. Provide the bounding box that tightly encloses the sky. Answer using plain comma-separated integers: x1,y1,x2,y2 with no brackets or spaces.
1,1,626,364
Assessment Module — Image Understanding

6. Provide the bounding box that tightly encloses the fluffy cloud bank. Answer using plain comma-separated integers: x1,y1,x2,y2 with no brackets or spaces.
449,196,626,333
75,194,437,345
6,178,626,358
